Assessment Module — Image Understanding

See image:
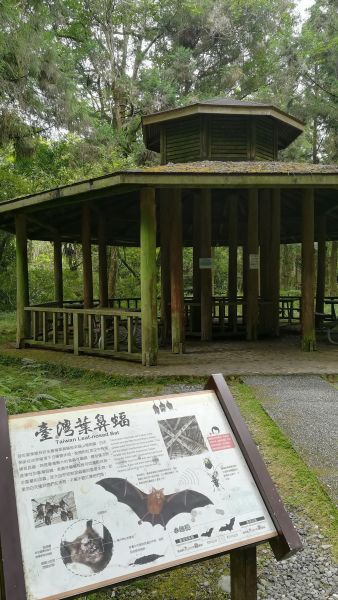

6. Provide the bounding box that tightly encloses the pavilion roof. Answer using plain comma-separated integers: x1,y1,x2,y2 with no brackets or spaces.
0,161,337,246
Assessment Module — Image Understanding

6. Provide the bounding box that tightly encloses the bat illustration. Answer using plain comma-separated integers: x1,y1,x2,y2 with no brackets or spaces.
129,553,164,566
201,527,213,537
219,517,235,532
97,478,212,529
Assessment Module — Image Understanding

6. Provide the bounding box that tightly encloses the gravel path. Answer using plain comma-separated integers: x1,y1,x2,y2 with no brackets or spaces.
244,375,338,504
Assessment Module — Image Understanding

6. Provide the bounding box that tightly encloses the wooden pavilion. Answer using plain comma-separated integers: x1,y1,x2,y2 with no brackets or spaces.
0,98,337,366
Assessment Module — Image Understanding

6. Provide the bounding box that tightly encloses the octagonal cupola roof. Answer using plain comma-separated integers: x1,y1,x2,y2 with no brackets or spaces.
142,98,305,164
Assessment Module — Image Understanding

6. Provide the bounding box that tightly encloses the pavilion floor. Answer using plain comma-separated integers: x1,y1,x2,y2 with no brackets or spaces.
2,331,338,377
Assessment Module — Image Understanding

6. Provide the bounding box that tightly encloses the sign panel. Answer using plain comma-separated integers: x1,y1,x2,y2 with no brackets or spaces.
249,254,259,270
7,390,276,600
199,257,213,269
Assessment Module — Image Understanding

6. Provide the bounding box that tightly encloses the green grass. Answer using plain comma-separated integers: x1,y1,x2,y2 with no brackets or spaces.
0,310,16,343
0,351,337,598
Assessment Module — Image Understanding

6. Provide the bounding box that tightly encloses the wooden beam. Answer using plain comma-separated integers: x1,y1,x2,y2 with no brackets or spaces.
169,189,185,353
160,190,171,342
230,547,257,600
82,205,93,308
53,236,63,307
200,189,212,341
315,215,326,328
301,189,316,350
140,188,158,365
228,194,238,332
15,214,30,347
246,189,259,341
270,189,281,335
98,212,108,307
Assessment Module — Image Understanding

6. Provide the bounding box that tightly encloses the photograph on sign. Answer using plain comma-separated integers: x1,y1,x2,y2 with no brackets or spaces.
7,390,277,600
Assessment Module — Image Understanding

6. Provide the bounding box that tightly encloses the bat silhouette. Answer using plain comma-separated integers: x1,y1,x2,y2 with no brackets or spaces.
219,517,235,532
201,527,213,537
129,553,164,566
97,478,212,529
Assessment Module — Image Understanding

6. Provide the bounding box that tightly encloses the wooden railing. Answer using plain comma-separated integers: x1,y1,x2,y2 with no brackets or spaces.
24,306,142,361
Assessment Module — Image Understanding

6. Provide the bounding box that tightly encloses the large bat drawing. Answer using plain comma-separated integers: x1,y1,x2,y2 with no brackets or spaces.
97,477,212,529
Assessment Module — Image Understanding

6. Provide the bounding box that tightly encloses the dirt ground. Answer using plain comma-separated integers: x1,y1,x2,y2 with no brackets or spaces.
2,332,338,377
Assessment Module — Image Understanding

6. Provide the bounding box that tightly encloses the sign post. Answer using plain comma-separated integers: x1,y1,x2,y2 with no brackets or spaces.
0,374,302,600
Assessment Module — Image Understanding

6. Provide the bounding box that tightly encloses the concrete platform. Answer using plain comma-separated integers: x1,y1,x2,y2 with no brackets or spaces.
2,333,338,377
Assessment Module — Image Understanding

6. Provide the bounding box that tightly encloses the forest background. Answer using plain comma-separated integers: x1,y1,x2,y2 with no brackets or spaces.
0,0,337,310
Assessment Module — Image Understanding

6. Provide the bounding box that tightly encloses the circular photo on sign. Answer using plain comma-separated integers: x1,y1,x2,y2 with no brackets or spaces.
60,519,113,576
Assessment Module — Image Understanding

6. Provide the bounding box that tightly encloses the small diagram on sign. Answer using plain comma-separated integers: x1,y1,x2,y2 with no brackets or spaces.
219,517,235,532
129,553,164,567
32,491,76,528
158,416,207,459
60,519,113,576
201,527,214,538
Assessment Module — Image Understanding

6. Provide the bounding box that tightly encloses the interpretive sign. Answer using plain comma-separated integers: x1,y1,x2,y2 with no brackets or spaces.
249,254,259,270
0,374,302,600
199,257,213,269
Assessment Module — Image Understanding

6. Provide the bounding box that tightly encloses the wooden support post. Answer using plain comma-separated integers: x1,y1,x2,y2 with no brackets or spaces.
82,205,93,309
228,194,238,332
140,188,158,365
53,236,63,307
192,195,201,332
200,189,212,341
169,189,185,354
301,188,316,351
98,212,108,308
246,189,259,341
15,213,30,348
315,215,326,328
160,191,171,342
259,190,271,300
270,189,281,336
230,547,257,600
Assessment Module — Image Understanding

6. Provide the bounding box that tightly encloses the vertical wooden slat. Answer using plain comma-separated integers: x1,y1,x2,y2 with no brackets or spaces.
200,189,212,341
42,312,48,343
228,194,238,332
302,188,316,350
32,311,37,340
127,316,133,353
82,204,93,309
246,189,259,341
54,236,63,307
63,313,69,345
169,189,185,353
230,546,257,600
100,315,106,350
160,190,171,342
315,215,326,328
140,187,158,365
52,312,57,345
114,315,120,352
88,314,93,348
15,213,30,348
73,312,79,355
98,212,108,307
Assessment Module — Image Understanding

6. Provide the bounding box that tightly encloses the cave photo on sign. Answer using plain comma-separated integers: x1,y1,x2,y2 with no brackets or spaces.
158,416,208,459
